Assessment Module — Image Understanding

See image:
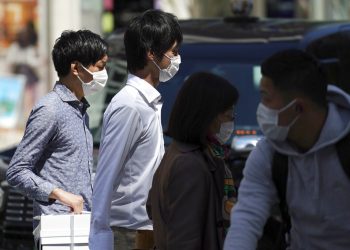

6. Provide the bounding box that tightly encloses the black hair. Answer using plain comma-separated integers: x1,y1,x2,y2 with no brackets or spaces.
124,9,183,73
261,49,327,108
166,72,239,146
52,30,108,77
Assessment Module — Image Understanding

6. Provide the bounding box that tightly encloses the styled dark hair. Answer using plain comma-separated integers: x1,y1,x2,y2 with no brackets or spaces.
166,72,239,146
52,30,108,77
261,49,328,108
124,9,183,73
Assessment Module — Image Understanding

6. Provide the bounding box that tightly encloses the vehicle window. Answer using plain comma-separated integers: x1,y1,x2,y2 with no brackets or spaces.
88,54,263,146
158,60,262,131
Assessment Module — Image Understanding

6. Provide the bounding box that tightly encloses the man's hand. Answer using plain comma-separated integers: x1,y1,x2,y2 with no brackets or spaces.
49,188,84,214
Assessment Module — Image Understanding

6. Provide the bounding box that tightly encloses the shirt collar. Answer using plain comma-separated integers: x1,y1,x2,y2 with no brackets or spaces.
53,82,90,113
80,97,90,114
126,74,161,104
53,82,80,103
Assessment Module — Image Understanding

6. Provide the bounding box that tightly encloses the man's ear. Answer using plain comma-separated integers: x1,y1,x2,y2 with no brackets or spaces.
71,61,79,76
147,50,155,62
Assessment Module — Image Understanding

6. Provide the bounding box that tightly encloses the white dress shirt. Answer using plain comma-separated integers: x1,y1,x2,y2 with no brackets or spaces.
89,74,165,250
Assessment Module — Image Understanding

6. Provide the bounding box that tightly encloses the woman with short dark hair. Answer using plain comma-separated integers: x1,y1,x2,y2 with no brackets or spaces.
147,71,239,250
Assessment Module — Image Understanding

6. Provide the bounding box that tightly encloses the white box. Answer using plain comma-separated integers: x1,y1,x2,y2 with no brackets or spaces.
38,213,91,250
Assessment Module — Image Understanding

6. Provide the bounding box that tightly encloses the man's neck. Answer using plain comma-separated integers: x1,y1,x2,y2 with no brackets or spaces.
133,69,159,88
59,76,84,101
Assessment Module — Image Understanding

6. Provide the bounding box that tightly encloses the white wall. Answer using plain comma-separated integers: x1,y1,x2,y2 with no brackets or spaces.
48,0,82,86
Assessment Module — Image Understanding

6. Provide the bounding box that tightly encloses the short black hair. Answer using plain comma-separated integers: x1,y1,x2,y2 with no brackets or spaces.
52,30,108,77
261,49,327,108
166,72,239,146
124,9,183,73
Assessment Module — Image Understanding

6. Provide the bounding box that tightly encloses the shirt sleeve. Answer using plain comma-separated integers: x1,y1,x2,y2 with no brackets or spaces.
89,105,143,250
224,141,278,250
6,105,58,202
165,155,211,250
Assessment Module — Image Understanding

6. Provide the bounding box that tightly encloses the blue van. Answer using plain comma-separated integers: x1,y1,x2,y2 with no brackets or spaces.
90,17,350,155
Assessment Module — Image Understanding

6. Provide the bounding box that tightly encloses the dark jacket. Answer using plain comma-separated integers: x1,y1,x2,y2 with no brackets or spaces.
147,141,225,250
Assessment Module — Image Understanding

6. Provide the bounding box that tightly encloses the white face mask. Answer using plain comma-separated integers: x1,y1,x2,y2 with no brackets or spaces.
77,64,108,96
215,121,235,144
153,54,181,82
256,99,299,141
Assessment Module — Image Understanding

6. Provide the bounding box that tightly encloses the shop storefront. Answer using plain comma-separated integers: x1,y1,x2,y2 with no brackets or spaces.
0,0,37,50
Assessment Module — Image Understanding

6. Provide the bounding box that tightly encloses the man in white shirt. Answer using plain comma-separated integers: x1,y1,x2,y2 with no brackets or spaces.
89,9,183,250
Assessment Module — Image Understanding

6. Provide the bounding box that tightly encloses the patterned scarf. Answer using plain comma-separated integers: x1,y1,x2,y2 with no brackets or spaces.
207,136,231,159
207,136,237,236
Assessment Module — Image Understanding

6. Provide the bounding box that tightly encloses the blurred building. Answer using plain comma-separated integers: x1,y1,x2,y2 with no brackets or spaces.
0,0,350,149
0,0,37,50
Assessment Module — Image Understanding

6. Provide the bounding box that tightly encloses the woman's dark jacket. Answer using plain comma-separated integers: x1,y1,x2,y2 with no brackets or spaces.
147,141,226,250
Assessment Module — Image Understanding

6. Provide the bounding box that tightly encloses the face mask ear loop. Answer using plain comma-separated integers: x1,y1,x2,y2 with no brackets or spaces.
77,63,88,85
164,54,178,62
278,99,300,128
278,99,298,114
80,64,95,75
162,54,174,72
289,114,300,128
151,60,162,71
